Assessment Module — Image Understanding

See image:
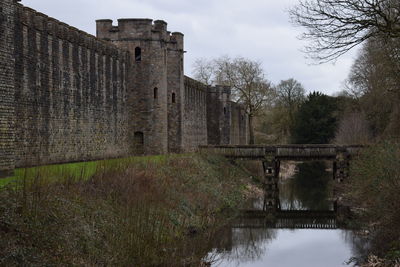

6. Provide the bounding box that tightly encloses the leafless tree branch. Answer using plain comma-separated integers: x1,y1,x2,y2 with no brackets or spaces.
289,0,400,63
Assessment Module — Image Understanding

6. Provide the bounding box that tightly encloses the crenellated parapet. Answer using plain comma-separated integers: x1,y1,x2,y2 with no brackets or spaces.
16,4,128,59
96,18,184,50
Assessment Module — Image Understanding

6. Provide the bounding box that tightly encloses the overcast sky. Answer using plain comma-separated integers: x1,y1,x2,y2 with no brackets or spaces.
21,0,360,95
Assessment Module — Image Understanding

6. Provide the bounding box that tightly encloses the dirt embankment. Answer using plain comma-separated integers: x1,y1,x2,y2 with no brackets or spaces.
0,154,253,266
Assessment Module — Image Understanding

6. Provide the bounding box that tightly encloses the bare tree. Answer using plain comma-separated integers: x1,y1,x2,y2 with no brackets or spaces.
334,112,371,144
289,0,400,62
345,37,400,136
192,56,274,144
275,79,305,123
349,37,400,95
193,58,215,86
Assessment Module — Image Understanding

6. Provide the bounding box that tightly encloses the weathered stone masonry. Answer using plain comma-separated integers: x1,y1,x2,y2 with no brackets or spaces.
13,4,130,168
207,85,249,146
0,0,249,175
0,0,16,176
182,77,208,152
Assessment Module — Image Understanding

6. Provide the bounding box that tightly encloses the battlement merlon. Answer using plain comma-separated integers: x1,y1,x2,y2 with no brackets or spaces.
169,32,184,51
153,20,167,32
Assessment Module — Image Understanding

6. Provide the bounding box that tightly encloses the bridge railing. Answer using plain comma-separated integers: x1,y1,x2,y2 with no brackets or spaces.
199,145,267,158
199,144,364,159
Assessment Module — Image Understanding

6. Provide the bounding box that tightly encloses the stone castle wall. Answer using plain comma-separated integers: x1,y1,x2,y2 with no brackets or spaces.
0,0,16,176
12,4,131,168
182,76,208,152
0,1,249,175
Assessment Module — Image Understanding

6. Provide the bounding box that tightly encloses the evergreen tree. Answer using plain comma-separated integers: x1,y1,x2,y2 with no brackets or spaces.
291,92,338,144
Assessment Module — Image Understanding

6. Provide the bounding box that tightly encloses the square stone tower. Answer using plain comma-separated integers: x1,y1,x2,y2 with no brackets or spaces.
207,85,232,145
96,19,185,154
96,19,166,154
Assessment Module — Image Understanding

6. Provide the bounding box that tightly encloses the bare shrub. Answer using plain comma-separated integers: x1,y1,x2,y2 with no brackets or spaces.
334,112,372,145
347,141,400,260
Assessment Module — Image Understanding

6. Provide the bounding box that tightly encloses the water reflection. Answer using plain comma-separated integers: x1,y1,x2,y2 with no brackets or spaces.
209,229,354,267
209,228,277,266
280,161,333,210
205,161,365,267
342,230,371,265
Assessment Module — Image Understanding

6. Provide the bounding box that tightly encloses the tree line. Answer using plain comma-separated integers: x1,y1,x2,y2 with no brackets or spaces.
193,56,342,145
289,0,400,142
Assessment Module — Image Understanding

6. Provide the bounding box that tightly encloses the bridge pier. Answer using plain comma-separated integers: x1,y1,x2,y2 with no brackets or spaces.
262,158,280,211
334,150,350,182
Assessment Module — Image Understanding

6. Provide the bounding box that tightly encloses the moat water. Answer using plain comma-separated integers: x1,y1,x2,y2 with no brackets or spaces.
204,162,368,267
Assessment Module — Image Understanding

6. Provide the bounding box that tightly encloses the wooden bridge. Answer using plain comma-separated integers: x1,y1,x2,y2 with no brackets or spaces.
199,144,363,160
233,210,340,230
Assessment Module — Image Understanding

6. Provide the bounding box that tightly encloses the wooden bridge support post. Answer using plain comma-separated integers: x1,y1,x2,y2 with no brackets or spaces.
262,158,280,211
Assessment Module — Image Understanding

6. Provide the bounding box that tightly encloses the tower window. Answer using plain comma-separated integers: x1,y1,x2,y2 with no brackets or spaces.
223,107,227,114
172,92,176,103
154,87,158,99
135,47,141,62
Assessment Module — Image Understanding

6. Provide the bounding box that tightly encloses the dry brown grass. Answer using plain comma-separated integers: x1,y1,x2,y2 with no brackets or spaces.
0,154,250,266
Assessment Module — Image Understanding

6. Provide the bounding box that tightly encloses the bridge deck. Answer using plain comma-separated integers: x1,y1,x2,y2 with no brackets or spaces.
199,144,363,160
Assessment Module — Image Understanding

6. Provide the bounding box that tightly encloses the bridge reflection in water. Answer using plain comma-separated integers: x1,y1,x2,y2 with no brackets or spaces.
233,210,340,230
204,160,365,267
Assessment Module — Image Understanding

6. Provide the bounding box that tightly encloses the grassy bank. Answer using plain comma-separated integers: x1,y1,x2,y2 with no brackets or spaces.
344,141,400,266
0,153,252,266
0,155,170,188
